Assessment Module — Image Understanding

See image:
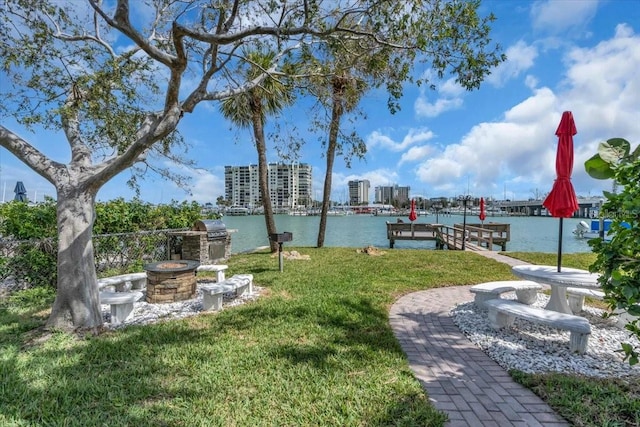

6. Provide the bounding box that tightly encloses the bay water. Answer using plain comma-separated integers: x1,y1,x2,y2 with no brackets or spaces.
221,214,594,255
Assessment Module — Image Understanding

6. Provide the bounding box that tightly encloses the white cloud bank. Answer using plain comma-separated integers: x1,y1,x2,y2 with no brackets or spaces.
364,23,640,200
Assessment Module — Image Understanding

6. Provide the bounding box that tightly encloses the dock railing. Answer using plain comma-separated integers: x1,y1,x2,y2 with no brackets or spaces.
437,225,471,251
386,222,441,248
386,221,510,251
459,223,510,250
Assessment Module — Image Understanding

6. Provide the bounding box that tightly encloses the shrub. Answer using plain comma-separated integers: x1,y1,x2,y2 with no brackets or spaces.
585,137,640,365
0,240,57,289
1,198,220,289
0,198,57,239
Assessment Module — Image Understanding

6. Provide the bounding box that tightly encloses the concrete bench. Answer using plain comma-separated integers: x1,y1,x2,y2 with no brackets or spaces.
99,291,144,324
470,280,542,308
196,264,228,282
98,272,147,292
566,288,637,329
484,299,591,354
201,274,253,311
566,287,605,313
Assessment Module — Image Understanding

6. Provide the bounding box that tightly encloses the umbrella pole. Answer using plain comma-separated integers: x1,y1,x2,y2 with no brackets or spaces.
557,218,563,272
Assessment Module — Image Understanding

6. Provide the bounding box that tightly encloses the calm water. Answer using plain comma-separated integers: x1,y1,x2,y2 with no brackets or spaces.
222,213,593,254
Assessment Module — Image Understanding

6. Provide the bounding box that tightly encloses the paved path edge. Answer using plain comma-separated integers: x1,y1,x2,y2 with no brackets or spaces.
388,252,569,426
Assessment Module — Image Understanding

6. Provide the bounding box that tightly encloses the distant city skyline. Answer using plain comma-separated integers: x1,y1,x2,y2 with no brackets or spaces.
1,1,638,206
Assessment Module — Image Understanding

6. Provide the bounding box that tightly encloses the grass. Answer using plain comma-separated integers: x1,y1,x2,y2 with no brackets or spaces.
511,371,640,426
0,248,637,426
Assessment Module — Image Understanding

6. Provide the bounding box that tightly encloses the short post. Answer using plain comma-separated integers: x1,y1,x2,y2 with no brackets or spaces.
269,232,293,272
598,198,605,239
457,195,472,250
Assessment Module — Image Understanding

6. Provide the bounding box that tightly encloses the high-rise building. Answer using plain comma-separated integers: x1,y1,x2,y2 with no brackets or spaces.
348,179,370,205
374,184,410,206
224,163,312,210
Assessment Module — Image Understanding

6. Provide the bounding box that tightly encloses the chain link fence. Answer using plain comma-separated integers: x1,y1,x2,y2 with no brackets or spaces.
0,228,187,290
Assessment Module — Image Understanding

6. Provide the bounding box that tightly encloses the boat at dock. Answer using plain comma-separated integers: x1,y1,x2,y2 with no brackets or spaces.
573,219,630,241
225,206,249,216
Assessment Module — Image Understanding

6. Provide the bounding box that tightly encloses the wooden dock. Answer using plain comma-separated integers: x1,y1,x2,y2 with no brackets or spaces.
386,222,510,251
386,223,443,249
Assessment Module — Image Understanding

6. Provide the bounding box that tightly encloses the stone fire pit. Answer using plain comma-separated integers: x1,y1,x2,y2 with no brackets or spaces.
143,260,200,304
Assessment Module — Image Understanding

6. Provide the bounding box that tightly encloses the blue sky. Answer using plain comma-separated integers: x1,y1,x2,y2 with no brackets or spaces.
1,0,639,205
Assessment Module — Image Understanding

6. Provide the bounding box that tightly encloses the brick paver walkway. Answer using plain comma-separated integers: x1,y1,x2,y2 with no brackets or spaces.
389,252,569,426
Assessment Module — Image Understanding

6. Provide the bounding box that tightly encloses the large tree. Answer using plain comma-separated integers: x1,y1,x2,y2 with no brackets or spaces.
0,0,504,332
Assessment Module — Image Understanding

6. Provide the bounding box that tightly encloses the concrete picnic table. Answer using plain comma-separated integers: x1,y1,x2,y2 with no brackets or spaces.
511,265,601,314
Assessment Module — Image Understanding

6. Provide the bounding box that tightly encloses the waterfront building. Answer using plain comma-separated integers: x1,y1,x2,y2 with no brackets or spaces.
224,163,312,211
348,179,370,205
375,184,410,206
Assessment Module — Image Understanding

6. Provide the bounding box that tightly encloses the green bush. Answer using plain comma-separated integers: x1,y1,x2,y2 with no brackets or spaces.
1,198,220,288
0,240,57,289
584,137,640,365
93,198,217,234
0,198,57,239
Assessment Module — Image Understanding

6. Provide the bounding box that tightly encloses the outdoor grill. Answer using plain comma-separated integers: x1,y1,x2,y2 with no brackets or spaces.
192,219,228,262
193,219,227,239
168,219,231,264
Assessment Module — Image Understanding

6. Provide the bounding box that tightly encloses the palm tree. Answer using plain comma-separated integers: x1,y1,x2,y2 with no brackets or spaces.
317,73,366,247
219,51,294,252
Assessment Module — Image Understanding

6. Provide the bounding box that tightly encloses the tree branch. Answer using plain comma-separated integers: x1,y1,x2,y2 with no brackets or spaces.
87,0,176,66
43,6,117,58
0,126,64,185
88,110,180,188
61,88,92,167
184,42,300,110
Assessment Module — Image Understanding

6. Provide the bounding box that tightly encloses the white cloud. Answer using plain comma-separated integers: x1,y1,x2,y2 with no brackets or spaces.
415,157,465,193
524,75,539,90
189,168,225,203
504,87,556,123
486,41,539,87
414,76,465,118
131,161,225,204
439,78,466,98
366,128,435,152
531,0,599,34
414,96,464,118
410,24,640,199
399,145,435,165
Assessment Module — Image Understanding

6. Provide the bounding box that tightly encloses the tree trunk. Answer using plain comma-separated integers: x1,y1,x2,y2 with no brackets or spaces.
250,96,278,253
46,188,102,332
317,80,345,248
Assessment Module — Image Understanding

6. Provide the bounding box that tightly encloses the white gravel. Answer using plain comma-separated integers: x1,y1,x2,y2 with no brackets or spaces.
451,292,640,379
102,280,262,329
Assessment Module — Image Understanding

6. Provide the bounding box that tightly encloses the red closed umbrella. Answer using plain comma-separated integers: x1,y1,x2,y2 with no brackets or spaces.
479,197,486,224
408,199,417,222
543,111,579,272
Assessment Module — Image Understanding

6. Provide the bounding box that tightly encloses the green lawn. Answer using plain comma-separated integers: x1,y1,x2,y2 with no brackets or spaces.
1,248,637,426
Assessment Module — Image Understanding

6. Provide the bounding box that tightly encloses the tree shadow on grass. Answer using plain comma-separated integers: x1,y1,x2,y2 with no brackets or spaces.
1,286,446,426
0,319,221,426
